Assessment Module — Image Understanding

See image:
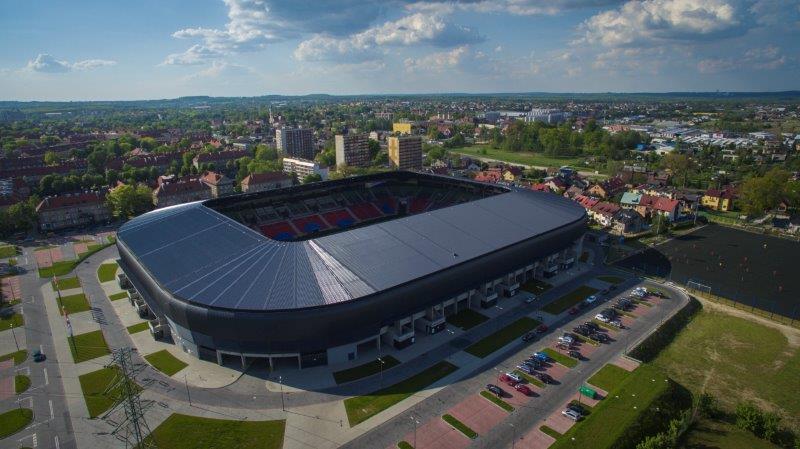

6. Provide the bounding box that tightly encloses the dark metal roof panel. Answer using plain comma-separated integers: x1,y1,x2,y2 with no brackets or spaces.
117,187,585,312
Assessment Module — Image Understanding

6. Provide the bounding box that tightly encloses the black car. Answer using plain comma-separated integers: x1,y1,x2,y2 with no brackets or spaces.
567,403,587,416
537,372,554,384
595,333,610,343
583,321,599,331
486,384,504,396
33,349,46,362
573,327,589,337
568,350,582,359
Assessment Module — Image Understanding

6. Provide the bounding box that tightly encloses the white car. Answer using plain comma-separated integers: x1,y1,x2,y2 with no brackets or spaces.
595,313,610,323
505,372,522,383
562,409,582,421
559,333,575,344
523,295,536,304
585,295,598,304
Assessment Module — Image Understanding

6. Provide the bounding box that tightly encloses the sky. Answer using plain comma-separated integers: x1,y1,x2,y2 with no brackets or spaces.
0,0,799,100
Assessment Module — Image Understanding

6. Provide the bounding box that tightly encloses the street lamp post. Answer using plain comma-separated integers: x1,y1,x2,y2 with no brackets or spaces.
410,416,419,448
184,372,192,406
9,323,19,351
377,357,385,389
279,375,285,411
510,423,516,449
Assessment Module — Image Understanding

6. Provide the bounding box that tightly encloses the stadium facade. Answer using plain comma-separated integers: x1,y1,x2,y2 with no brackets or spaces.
117,172,586,368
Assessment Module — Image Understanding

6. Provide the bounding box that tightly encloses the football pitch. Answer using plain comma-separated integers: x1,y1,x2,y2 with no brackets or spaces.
616,224,799,319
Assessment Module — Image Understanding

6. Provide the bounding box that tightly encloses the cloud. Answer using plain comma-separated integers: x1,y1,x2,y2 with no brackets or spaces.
162,45,221,66
698,45,787,73
409,0,625,16
294,12,483,62
578,0,745,48
404,46,471,72
24,54,116,73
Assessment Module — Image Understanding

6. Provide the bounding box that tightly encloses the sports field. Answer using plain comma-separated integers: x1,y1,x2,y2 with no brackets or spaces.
616,224,800,319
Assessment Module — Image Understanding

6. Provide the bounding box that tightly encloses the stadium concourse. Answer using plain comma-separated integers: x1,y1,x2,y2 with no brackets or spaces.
116,172,587,369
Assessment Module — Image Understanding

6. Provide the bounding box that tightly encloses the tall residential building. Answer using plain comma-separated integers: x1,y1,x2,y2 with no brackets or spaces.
335,133,370,167
388,135,423,170
276,127,315,160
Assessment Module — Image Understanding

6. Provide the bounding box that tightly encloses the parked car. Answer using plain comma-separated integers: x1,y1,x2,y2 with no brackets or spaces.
595,333,610,343
568,350,582,359
517,364,535,374
524,295,536,304
568,307,579,315
583,321,599,331
537,372,554,384
514,384,532,395
567,403,587,416
573,326,589,337
584,295,598,304
595,313,610,323
522,331,536,342
33,349,46,362
535,324,548,333
499,373,517,385
562,409,582,421
486,384,504,396
505,372,522,383
532,352,549,362
610,319,623,328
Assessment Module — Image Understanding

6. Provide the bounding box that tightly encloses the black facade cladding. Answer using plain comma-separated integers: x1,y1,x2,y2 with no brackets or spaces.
117,172,587,355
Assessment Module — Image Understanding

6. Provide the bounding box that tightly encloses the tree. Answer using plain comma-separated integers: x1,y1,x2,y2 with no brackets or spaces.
302,173,322,184
315,149,336,168
367,139,380,159
254,144,278,161
43,150,61,166
738,168,791,216
106,184,152,219
661,153,694,187
736,402,765,437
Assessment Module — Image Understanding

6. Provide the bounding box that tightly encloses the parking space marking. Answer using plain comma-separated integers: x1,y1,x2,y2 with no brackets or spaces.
44,368,49,386
49,399,54,420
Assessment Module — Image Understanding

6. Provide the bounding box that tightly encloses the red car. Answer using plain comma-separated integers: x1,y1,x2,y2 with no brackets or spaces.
536,324,548,333
498,374,518,386
514,384,532,395
568,307,579,315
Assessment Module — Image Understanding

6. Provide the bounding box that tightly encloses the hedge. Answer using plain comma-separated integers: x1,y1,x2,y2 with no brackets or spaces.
629,297,701,362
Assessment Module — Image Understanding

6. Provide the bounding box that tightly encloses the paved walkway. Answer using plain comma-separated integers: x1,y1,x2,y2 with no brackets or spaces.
0,359,14,401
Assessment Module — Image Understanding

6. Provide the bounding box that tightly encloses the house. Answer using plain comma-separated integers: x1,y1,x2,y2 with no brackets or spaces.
193,149,250,170
638,195,681,221
574,194,600,210
530,183,550,192
545,177,568,194
620,191,642,209
241,172,293,193
612,209,645,235
589,202,621,227
586,177,625,199
153,176,211,208
702,186,737,211
474,170,502,183
563,185,585,199
36,191,111,231
200,171,234,198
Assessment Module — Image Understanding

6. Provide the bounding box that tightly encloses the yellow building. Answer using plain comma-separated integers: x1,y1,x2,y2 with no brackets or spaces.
392,122,413,134
701,188,736,211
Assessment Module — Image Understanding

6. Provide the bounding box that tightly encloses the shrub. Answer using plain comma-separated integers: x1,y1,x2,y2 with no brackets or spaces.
735,401,765,437
629,297,701,362
762,412,781,444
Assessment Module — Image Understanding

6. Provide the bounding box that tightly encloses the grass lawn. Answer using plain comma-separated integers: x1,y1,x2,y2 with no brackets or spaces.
542,286,598,315
15,374,30,393
38,242,114,278
97,263,118,283
0,245,17,258
520,279,552,295
465,317,540,358
542,348,578,368
52,276,80,290
0,312,24,328
397,441,414,449
442,414,478,439
145,350,188,376
549,365,673,449
0,349,27,365
126,322,150,334
685,417,782,449
540,425,561,439
344,361,458,426
652,309,800,429
513,370,545,388
449,144,586,168
143,413,285,449
79,366,131,418
480,390,514,412
586,364,631,392
446,308,489,330
333,355,401,385
108,291,128,301
0,408,33,438
69,330,111,363
596,275,624,284
57,293,91,315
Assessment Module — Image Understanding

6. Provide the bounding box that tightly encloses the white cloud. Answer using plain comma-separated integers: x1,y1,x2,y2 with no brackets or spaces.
409,1,625,16
294,12,483,63
162,45,221,66
24,54,116,73
578,0,744,48
404,46,471,72
698,45,786,73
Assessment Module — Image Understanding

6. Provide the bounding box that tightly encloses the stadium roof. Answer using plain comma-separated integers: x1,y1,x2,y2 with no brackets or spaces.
117,186,585,312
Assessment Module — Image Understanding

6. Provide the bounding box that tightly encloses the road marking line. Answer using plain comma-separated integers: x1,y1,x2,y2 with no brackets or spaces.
32,433,38,447
44,368,49,386
49,399,54,420
54,436,59,449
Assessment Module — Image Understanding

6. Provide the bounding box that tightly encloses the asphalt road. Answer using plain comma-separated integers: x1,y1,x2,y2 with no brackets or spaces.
1,244,77,449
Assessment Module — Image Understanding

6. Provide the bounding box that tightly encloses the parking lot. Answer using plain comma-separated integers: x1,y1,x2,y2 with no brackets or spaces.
382,279,679,449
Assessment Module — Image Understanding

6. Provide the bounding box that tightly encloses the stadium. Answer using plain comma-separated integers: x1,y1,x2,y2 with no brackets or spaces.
116,171,587,368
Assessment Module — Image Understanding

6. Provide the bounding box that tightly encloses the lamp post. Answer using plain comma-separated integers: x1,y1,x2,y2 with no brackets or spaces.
9,323,19,351
279,375,285,411
509,423,516,449
377,357,385,389
184,372,192,406
410,415,419,448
